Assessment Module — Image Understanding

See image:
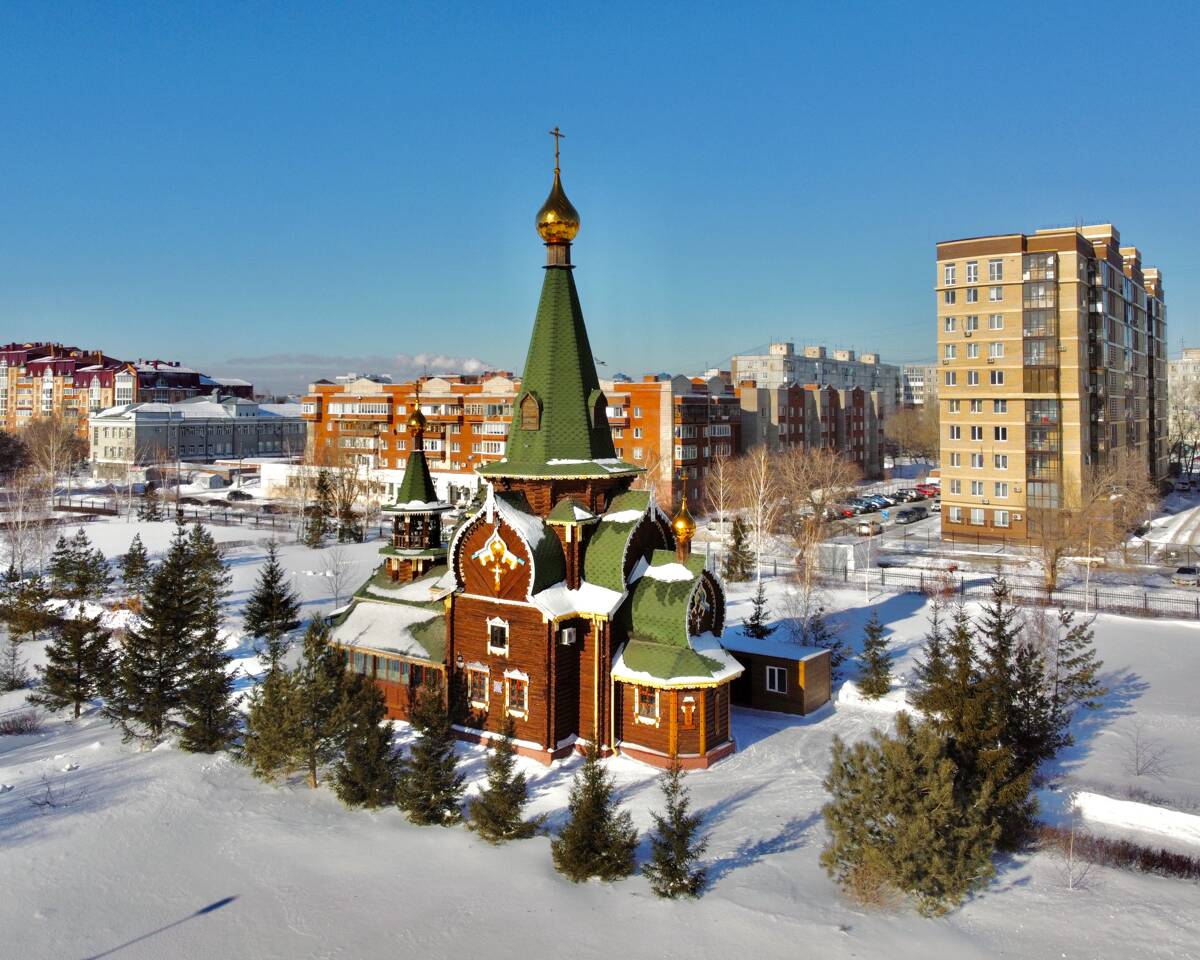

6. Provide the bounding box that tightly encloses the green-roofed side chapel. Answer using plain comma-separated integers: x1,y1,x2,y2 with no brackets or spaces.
381,402,451,584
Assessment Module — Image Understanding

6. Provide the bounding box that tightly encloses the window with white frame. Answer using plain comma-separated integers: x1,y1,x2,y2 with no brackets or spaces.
967,370,980,385
949,425,961,440
994,482,1009,498
967,343,980,359
994,426,1008,441
944,316,957,332
949,506,963,522
949,479,962,494
966,288,979,303
969,399,982,413
633,407,642,418
486,617,510,655
633,427,643,439
990,370,1005,385
948,399,960,413
944,290,956,305
505,672,528,718
993,399,1007,413
989,313,1004,330
467,667,489,708
994,509,1010,527
988,259,1003,281
635,686,660,725
766,665,787,694
971,453,984,468
970,508,985,525
944,263,957,285
994,454,1009,469
989,342,1004,359
970,480,984,496
966,261,979,283
945,371,956,386
944,344,957,360
949,452,961,466
970,426,983,441
989,286,1003,302
965,315,979,332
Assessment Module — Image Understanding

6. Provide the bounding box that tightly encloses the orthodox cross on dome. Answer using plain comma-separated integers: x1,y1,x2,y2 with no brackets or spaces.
548,126,565,173
471,527,526,592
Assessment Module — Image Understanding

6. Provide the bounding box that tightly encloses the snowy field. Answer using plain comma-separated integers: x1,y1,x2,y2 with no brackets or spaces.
2,521,1200,959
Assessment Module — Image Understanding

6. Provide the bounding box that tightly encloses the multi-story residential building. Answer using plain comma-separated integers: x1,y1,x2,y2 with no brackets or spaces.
731,342,903,413
0,343,254,436
1167,347,1200,472
936,223,1168,541
901,363,938,408
89,396,305,476
738,381,883,478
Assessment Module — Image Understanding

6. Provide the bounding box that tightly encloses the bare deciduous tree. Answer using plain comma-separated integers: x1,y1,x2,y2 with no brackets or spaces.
630,446,674,508
703,453,736,544
776,446,861,598
2,467,53,575
883,405,940,463
1167,379,1200,478
734,446,782,583
1118,717,1172,779
21,415,87,496
322,543,354,610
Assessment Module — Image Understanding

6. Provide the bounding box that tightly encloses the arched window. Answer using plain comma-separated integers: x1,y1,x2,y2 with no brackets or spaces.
588,389,607,429
520,393,541,431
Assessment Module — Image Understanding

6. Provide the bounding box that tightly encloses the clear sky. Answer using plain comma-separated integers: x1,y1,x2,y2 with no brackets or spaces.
2,2,1197,394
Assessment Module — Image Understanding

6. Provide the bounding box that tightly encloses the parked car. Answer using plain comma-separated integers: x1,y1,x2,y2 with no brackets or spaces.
930,498,942,512
848,498,873,514
835,504,857,518
1175,479,1193,492
915,483,940,497
863,495,890,509
227,489,253,502
1171,566,1199,586
856,519,883,536
895,506,929,524
894,488,920,501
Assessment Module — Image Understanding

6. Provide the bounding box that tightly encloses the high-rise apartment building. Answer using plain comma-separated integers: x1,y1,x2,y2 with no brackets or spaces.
936,224,1168,541
901,363,938,408
731,342,902,413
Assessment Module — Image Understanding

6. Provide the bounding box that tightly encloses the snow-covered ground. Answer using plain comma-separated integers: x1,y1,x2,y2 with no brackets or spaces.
2,525,1200,959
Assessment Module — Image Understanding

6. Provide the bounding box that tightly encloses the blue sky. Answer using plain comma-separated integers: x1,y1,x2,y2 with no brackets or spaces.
1,2,1197,394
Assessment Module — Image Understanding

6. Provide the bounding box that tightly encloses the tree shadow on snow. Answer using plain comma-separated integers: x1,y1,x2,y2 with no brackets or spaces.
1044,666,1147,782
704,810,823,885
80,895,239,959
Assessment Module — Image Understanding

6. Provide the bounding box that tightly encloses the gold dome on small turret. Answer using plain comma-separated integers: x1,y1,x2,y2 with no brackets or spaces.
407,407,426,431
536,170,580,244
672,494,697,544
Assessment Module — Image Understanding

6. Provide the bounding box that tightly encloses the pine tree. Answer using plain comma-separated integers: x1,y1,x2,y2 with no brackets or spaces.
8,576,51,644
186,523,230,600
27,605,114,717
288,619,350,788
334,674,399,808
810,610,850,683
178,605,239,753
1008,639,1060,778
857,610,891,699
243,541,301,669
120,534,151,598
642,762,708,898
396,681,465,824
468,715,541,842
138,487,164,522
241,666,298,782
70,528,111,602
743,579,775,639
821,712,999,916
911,601,949,714
46,534,77,597
551,741,639,882
722,517,754,582
0,638,30,692
305,471,334,548
108,522,201,742
1046,608,1107,738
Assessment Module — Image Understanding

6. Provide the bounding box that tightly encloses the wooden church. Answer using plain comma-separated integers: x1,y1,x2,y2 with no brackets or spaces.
330,141,756,769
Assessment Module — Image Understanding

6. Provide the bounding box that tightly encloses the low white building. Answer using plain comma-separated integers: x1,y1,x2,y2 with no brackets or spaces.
90,396,306,477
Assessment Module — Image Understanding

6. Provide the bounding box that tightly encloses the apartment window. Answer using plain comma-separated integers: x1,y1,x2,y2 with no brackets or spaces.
633,427,643,439
486,618,510,655
966,261,979,283
994,426,1008,441
971,453,984,468
990,370,1005,385
988,259,1003,282
993,399,1007,413
948,400,960,413
966,288,979,303
944,290,956,305
994,454,1009,469
970,426,983,441
989,313,1004,330
970,508,985,525
989,286,1003,302
633,407,642,418
967,343,980,359
949,479,962,494
467,668,489,708
967,371,980,386
994,482,1009,498
949,425,961,440
994,509,1010,528
944,263,957,285
949,452,961,466
945,372,957,386
765,665,787,694
632,447,643,459
949,506,963,523
506,674,528,718
970,481,984,496
989,342,1004,359
964,315,979,332
969,399,982,414
944,344,957,360
944,316,957,332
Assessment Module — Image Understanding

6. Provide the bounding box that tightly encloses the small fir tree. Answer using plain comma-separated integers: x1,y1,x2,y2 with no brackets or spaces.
810,610,850,683
468,715,541,842
821,712,999,916
1046,608,1107,736
8,576,52,644
71,528,112,602
334,674,400,809
46,534,77,596
27,606,114,718
743,580,775,639
642,763,709,898
138,487,164,522
551,741,639,882
857,610,891,699
243,541,301,669
911,601,949,714
0,638,31,692
120,534,151,598
396,682,465,824
288,619,350,788
178,606,239,753
722,517,754,582
241,666,298,782
305,471,334,548
1008,639,1060,779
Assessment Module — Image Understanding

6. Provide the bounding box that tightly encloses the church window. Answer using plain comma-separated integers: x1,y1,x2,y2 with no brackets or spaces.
520,393,540,431
766,665,787,694
467,667,489,707
505,674,528,718
352,650,368,675
409,664,425,687
635,686,659,725
486,617,510,655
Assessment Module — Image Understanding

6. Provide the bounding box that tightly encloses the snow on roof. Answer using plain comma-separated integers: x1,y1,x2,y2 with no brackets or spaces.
384,498,450,513
329,600,441,660
610,632,744,688
531,579,626,620
367,573,453,604
545,457,634,473
719,629,830,661
92,400,301,420
489,487,547,551
601,509,644,524
641,561,695,583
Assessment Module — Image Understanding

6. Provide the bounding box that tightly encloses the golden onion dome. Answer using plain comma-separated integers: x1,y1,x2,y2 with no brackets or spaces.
536,170,580,243
672,494,697,544
407,407,427,431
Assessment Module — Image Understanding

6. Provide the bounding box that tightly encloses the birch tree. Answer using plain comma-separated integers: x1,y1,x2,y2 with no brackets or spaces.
735,446,781,583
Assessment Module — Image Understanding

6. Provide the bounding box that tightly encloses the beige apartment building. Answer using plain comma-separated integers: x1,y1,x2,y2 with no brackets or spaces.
936,224,1168,542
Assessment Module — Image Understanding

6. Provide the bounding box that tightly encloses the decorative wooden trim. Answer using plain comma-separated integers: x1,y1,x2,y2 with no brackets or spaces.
699,690,708,755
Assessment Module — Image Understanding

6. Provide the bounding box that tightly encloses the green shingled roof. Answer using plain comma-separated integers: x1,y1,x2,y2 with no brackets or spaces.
386,449,440,509
410,614,446,662
582,490,653,592
478,266,637,480
546,498,595,524
619,552,702,649
620,638,724,681
494,490,565,594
